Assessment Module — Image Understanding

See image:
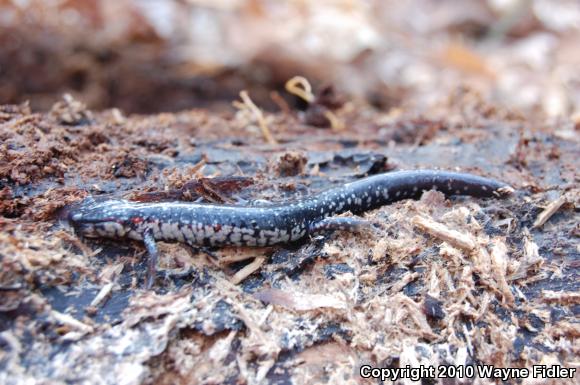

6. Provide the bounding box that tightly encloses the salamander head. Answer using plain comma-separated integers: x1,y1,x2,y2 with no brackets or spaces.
63,197,133,239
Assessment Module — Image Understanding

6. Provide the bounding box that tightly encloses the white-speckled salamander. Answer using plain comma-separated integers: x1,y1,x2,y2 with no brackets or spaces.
66,170,513,287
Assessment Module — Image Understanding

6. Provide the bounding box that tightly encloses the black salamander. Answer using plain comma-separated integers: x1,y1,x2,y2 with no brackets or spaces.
66,170,513,287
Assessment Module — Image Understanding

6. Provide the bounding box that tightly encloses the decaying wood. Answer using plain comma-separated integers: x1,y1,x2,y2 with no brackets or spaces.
533,194,568,228
412,215,477,252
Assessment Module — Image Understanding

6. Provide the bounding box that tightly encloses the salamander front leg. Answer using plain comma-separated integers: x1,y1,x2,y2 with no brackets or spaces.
308,216,374,235
143,229,158,289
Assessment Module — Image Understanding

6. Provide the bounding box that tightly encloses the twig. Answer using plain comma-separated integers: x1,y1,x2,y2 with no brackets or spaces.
285,76,315,103
324,110,345,132
541,290,580,305
51,310,94,333
533,194,567,228
90,282,114,308
230,256,267,285
412,215,477,252
235,91,277,145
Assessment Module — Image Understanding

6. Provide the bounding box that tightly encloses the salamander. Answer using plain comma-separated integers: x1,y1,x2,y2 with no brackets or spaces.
66,170,513,287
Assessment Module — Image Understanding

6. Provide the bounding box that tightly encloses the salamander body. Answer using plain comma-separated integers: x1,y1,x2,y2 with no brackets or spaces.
68,170,512,247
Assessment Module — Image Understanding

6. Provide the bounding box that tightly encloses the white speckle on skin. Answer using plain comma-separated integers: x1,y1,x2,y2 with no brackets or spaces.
161,222,173,238
182,225,195,242
102,222,116,235
257,231,268,246
213,230,227,243
151,223,162,239
242,234,257,246
204,226,215,238
173,224,185,242
279,231,290,242
290,225,305,240
230,231,242,244
238,227,253,235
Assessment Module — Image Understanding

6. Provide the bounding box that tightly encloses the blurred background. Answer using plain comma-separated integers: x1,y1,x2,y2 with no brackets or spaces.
1,0,579,119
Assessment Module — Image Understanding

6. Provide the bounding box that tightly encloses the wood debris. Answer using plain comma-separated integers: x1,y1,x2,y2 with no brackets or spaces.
412,215,477,252
541,290,580,305
533,194,568,228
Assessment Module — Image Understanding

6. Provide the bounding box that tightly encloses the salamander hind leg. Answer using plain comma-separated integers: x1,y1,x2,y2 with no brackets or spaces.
143,229,159,289
308,216,374,235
